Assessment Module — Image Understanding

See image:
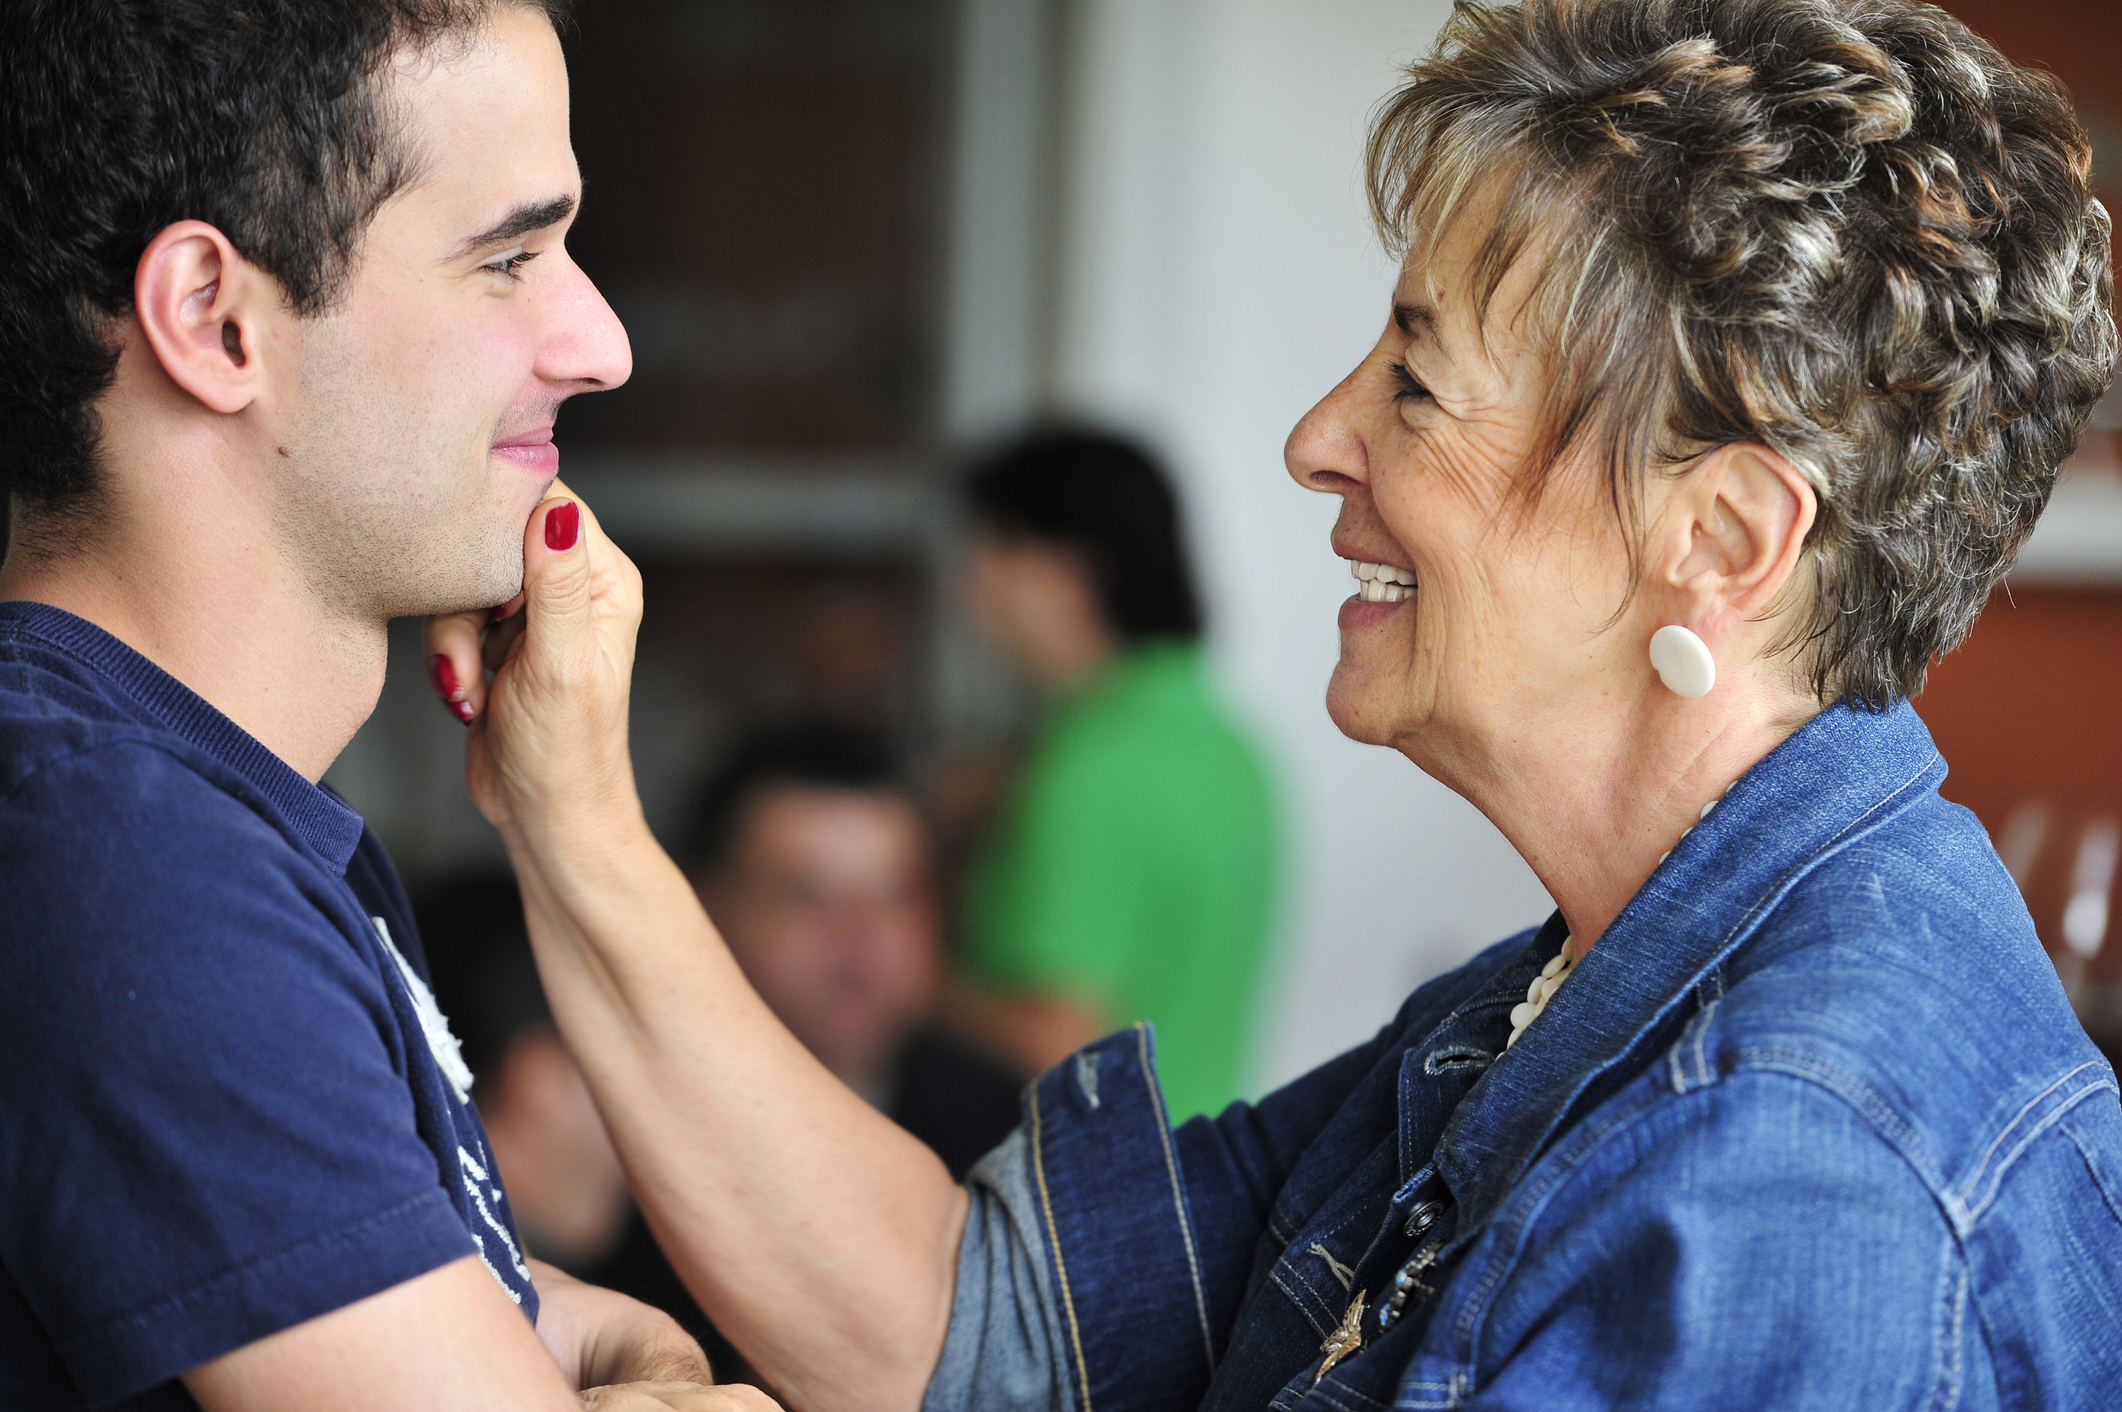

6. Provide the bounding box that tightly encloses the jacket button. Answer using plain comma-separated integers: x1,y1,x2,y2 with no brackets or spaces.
1404,1199,1446,1237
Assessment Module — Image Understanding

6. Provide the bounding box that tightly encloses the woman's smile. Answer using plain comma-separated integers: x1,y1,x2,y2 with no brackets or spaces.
1338,557,1417,631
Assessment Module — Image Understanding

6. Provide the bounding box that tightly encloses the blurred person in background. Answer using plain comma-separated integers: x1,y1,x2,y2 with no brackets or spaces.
953,429,1279,1121
677,724,1023,1177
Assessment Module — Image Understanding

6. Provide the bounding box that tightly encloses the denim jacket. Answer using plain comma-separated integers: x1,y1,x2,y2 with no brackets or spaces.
925,702,2122,1411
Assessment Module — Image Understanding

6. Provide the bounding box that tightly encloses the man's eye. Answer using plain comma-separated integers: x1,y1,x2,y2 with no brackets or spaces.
483,248,541,280
1387,360,1432,404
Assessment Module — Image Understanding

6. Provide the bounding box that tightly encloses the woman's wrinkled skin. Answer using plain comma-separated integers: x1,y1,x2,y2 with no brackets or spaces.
1288,188,1821,954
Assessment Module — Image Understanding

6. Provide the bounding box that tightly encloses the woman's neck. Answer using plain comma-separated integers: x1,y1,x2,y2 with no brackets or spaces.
1416,672,1823,957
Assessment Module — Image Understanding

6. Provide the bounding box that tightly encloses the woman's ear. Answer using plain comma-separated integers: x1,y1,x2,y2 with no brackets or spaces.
132,220,268,416
1660,442,1818,643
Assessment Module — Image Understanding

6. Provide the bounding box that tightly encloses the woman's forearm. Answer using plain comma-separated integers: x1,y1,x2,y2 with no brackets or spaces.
423,497,965,1411
503,813,967,1412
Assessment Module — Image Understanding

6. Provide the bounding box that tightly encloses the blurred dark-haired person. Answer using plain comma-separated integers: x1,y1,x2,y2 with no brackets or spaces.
677,725,1022,1178
0,2,764,1409
430,0,2122,1407
955,429,1278,1121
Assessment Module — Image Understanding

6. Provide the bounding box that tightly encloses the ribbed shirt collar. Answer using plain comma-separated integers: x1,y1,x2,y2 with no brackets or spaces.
0,600,366,874
1431,699,1947,1234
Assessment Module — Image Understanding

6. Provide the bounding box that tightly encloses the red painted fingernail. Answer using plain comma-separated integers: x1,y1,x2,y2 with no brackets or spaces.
430,654,461,701
454,701,476,725
545,500,580,552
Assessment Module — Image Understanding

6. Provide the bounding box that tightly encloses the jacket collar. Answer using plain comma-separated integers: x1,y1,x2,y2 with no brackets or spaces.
1429,700,1948,1232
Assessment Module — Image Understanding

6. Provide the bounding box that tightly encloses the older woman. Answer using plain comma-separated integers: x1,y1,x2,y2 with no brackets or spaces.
431,1,2122,1408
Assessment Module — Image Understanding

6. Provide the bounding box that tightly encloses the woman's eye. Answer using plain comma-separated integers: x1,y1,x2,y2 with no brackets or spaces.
483,248,541,281
1387,360,1432,404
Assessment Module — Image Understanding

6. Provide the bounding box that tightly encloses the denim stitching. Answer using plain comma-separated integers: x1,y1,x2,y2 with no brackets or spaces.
1424,1045,1496,1075
1313,1376,1391,1411
1132,1024,1218,1375
1666,1023,1690,1095
1665,1000,1721,1096
1953,1071,2118,1226
1276,1196,1390,1319
1732,1046,1933,1179
1446,1047,1954,1393
1950,1061,2113,1223
1923,1241,1968,1412
1445,1070,1672,1370
1394,1377,1457,1405
1269,1264,1339,1339
1027,1083,1094,1412
2062,1121,2122,1227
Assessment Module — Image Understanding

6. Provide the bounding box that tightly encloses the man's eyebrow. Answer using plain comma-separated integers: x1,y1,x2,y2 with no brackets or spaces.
454,195,578,256
1393,301,1438,340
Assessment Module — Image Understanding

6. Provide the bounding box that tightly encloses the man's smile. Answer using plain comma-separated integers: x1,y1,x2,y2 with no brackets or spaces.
491,424,557,473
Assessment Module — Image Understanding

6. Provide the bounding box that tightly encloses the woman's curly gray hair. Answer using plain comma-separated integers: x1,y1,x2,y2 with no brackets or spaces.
1368,0,2116,707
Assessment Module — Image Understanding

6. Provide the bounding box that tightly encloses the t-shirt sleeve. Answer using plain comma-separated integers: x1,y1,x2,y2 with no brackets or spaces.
0,744,476,1407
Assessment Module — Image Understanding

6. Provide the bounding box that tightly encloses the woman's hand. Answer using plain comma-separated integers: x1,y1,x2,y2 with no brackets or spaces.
532,1260,711,1392
424,483,645,847
426,485,967,1412
581,1383,782,1412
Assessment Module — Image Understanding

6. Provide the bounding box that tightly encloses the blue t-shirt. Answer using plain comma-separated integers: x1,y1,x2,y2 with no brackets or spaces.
0,602,538,1410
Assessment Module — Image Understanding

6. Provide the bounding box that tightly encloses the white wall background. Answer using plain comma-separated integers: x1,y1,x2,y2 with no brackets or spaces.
1043,0,1556,1092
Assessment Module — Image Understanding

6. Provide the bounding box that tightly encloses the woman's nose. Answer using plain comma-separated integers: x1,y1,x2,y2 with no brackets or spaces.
1285,364,1370,494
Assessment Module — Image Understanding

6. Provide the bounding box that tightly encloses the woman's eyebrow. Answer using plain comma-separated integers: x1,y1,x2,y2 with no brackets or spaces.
1393,301,1439,341
453,194,578,256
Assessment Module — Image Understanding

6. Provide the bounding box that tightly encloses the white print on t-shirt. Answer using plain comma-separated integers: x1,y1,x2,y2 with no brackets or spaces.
371,916,476,1101
367,920,529,1303
457,1142,532,1301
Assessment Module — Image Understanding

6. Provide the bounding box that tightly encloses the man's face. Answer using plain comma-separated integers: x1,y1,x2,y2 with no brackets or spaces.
268,5,630,619
704,787,941,1088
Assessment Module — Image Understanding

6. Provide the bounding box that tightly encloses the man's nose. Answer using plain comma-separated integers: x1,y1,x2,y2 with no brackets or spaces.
536,253,633,393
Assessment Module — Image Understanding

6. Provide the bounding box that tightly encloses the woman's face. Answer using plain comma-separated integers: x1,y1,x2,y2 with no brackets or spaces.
1286,212,1644,770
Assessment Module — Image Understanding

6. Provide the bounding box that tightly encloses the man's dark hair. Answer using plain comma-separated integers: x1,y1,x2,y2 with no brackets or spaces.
414,870,549,1085
962,428,1204,642
0,0,571,515
677,724,910,873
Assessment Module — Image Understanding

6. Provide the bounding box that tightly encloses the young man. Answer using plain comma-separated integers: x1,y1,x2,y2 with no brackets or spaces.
0,4,771,1409
955,430,1278,1121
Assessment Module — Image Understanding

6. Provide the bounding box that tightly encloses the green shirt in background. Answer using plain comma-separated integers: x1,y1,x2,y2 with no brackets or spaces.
967,640,1278,1122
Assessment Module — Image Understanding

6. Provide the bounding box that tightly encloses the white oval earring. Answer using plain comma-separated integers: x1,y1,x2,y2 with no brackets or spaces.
1650,625,1716,698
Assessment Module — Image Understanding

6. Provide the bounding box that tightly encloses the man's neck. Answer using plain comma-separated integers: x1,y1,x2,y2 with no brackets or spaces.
1,492,388,784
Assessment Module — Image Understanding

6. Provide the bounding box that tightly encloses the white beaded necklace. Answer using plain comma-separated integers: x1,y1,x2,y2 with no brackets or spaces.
1506,784,1734,1050
1506,948,1573,1048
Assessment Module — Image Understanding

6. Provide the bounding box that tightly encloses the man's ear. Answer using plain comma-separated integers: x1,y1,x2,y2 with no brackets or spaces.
132,221,269,415
1658,442,1818,644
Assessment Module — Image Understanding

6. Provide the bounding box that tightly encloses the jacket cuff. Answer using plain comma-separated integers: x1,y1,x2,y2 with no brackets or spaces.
1024,1024,1219,1412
